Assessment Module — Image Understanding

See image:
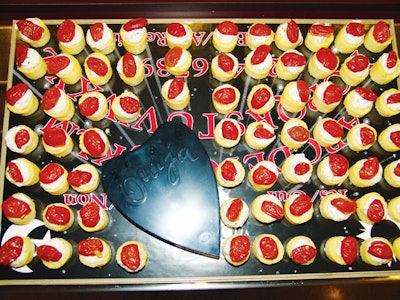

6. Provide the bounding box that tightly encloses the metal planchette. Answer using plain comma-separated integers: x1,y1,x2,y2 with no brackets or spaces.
101,121,220,258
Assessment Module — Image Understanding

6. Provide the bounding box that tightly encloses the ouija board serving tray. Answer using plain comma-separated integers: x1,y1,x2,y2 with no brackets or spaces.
0,18,400,286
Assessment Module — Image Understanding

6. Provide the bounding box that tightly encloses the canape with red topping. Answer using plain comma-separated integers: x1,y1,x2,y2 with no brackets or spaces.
46,53,82,85
111,91,141,123
316,154,349,186
346,123,377,152
78,91,109,122
319,193,357,221
248,160,279,191
279,80,310,113
246,83,276,115
343,87,377,118
388,196,400,222
275,49,306,81
370,50,400,85
222,234,251,266
349,156,383,188
116,241,148,273
215,158,245,188
282,154,313,185
305,23,334,52
120,18,148,54
39,162,69,195
244,44,273,80
244,121,276,151
364,20,393,53
68,163,100,193
78,127,110,158
36,238,73,269
360,237,393,266
164,46,192,76
356,192,387,224
166,22,193,50
5,83,39,116
340,54,370,86
83,52,113,86
0,236,35,268
78,202,109,232
42,86,75,121
312,118,344,148
334,22,366,54
212,83,240,114
42,127,74,158
212,21,239,53
384,159,400,188
378,123,400,152
214,118,242,148
220,197,249,228
307,47,339,80
324,236,358,265
161,77,190,111
286,235,317,265
251,194,284,224
16,17,50,48
15,44,47,80
211,52,239,82
57,19,86,55
78,237,111,268
274,20,303,51
5,157,40,187
246,23,274,50
312,81,343,113
2,193,36,225
86,22,116,55
43,202,74,232
5,124,39,155
116,52,145,86
252,234,284,265
284,193,314,224
375,88,400,118
280,118,309,150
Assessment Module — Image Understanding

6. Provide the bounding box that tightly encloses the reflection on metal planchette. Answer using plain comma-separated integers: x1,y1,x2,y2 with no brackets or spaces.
102,121,220,258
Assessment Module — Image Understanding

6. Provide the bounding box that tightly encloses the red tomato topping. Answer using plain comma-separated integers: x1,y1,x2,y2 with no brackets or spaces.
43,127,67,147
280,51,306,67
164,46,182,68
79,96,100,117
216,21,238,35
221,160,237,182
323,119,344,138
86,57,108,76
368,240,393,259
359,157,380,180
221,120,239,140
45,204,71,225
47,55,70,74
309,24,334,36
83,129,106,157
329,154,349,176
251,44,271,65
218,53,235,72
331,197,357,214
89,23,105,42
323,84,343,105
251,87,271,109
373,21,391,43
286,20,300,43
79,202,101,228
346,22,365,36
39,163,65,184
229,235,251,263
7,161,23,183
289,194,312,216
259,236,279,260
291,244,317,264
249,23,272,36
390,131,400,147
386,51,398,69
340,236,358,265
16,19,44,41
254,125,274,139
120,96,140,114
15,129,30,149
294,162,310,175
57,19,75,43
167,23,187,37
6,83,29,106
261,200,284,220
67,169,93,187
346,54,369,72
42,87,61,110
226,198,243,222
297,80,310,103
2,196,31,219
168,78,185,99
122,53,137,77
15,44,29,67
121,243,141,271
0,236,23,266
78,238,104,256
367,199,385,223
287,125,309,142
214,86,236,104
394,162,400,177
123,18,147,31
37,245,62,262
387,92,400,104
252,165,277,186
316,48,338,71
355,87,377,102
360,126,376,146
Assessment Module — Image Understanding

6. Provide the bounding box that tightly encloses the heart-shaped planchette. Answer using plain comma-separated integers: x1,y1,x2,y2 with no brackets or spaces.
102,121,220,258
